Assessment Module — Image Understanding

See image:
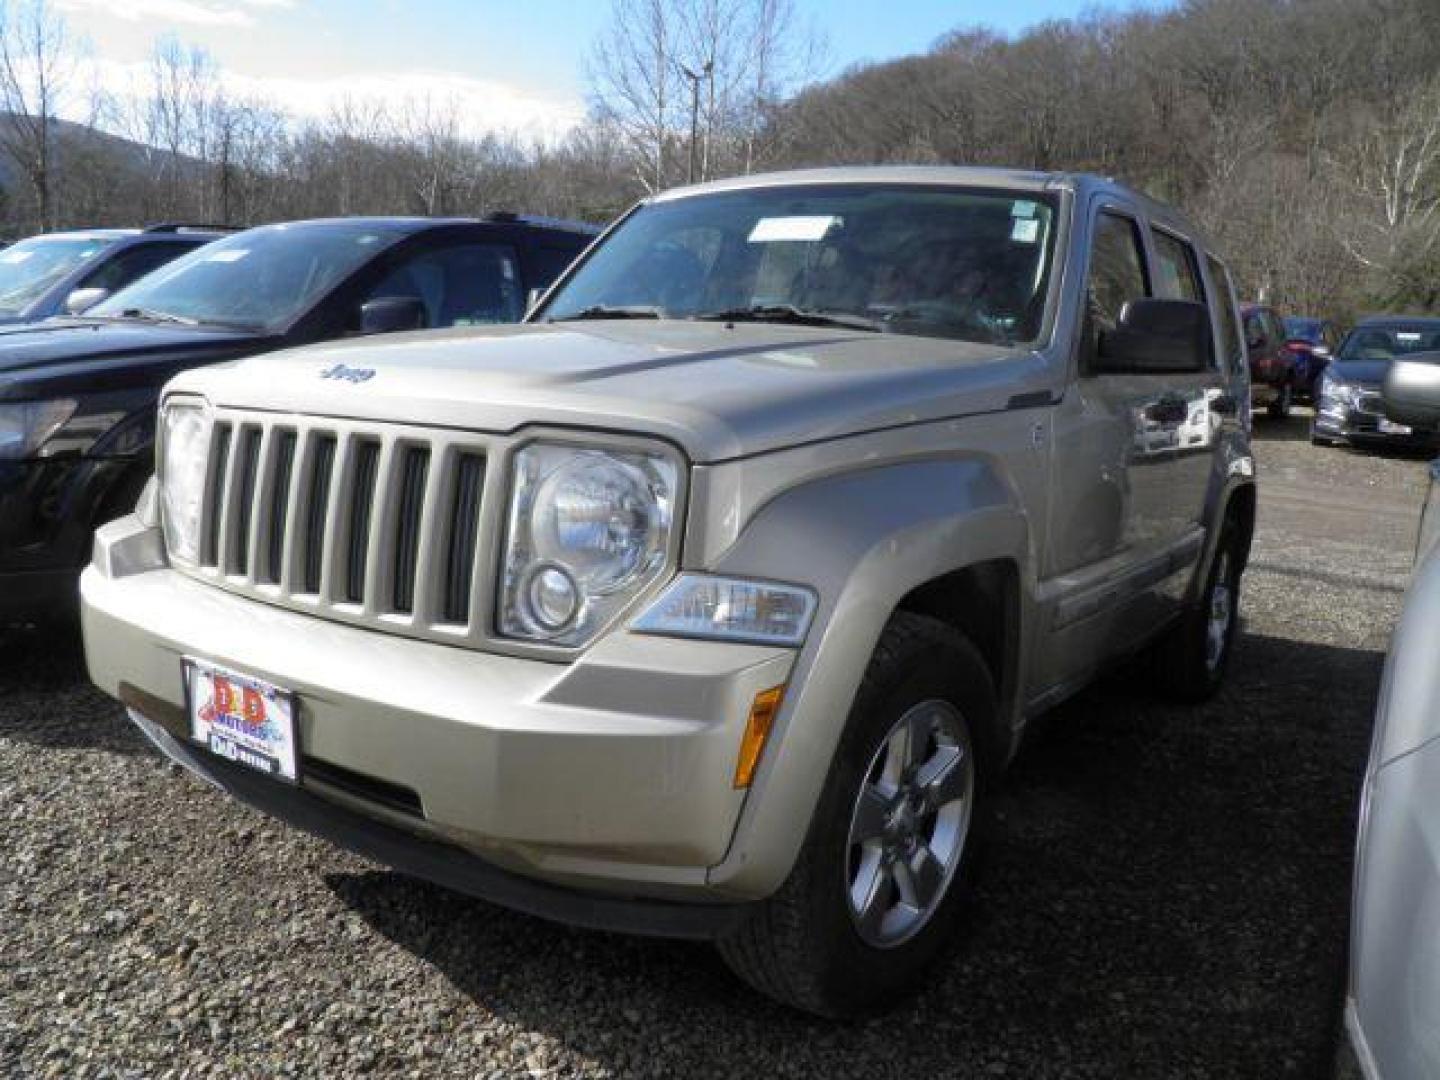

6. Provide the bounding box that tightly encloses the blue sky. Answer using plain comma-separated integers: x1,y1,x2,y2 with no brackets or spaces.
56,0,1165,135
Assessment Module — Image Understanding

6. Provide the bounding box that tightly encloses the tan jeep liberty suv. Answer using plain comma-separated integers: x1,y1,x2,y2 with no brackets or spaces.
82,167,1257,1017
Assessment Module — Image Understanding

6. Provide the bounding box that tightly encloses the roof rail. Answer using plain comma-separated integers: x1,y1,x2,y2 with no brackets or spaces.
142,222,244,234
483,210,600,234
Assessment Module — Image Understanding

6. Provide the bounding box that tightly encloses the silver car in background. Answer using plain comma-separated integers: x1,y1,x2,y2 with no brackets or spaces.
1346,355,1440,1077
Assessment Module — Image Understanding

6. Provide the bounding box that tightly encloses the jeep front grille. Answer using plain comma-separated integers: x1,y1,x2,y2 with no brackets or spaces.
193,411,496,643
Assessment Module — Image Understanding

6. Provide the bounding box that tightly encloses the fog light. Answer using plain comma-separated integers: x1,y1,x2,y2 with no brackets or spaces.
526,564,580,632
734,685,785,789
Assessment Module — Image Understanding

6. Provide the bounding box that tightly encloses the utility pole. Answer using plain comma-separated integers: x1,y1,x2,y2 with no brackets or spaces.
679,60,712,183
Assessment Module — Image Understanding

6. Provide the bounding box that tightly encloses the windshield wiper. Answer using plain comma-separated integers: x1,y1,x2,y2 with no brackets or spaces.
551,304,662,322
114,307,199,326
694,304,882,332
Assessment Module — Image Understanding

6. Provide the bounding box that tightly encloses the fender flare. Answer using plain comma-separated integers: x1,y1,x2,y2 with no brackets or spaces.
702,456,1031,898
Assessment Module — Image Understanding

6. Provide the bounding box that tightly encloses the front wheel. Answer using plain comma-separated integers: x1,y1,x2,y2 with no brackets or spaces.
717,613,994,1018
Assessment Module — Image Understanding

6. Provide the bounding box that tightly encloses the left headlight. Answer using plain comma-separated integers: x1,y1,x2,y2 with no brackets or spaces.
1320,373,1358,408
0,399,77,460
499,441,681,647
159,398,213,565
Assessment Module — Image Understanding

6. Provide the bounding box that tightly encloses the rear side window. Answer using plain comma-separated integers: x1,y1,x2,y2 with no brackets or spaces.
81,242,196,293
1150,230,1204,303
1204,254,1244,373
530,244,584,289
364,243,524,327
1084,211,1149,367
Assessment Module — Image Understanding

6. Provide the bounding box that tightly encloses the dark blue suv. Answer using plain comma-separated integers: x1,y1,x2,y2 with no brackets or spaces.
0,224,230,324
0,213,599,624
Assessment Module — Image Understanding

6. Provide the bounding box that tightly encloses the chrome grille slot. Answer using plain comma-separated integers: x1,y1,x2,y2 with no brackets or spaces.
443,452,485,624
201,423,232,567
187,409,494,647
229,427,262,576
262,431,297,585
302,435,337,594
344,440,381,604
392,446,429,614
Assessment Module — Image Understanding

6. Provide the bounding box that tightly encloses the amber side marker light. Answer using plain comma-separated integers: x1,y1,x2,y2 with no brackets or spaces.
734,685,786,789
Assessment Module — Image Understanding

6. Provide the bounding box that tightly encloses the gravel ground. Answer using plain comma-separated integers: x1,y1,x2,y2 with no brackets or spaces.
0,411,1426,1079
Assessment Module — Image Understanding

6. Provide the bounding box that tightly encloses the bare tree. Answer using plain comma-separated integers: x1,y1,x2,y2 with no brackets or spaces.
589,0,677,192
0,0,73,230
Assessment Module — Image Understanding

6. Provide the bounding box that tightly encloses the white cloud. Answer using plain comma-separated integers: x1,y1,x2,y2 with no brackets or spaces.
231,68,586,140
58,0,293,28
89,58,585,143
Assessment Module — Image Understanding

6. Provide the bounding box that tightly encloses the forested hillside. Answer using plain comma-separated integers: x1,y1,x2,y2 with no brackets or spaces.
2,0,1437,316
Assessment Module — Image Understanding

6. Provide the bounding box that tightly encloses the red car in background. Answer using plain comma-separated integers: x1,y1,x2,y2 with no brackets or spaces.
1283,315,1343,401
1243,303,1299,418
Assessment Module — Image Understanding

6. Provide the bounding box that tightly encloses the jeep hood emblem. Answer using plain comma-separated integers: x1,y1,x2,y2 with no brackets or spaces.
320,363,375,383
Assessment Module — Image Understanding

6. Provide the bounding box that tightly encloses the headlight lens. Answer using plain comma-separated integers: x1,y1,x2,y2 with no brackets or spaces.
0,400,77,460
499,442,679,646
632,574,817,646
160,399,213,565
1321,374,1358,408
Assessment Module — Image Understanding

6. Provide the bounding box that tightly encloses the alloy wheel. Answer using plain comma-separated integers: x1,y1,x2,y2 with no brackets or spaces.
845,699,974,948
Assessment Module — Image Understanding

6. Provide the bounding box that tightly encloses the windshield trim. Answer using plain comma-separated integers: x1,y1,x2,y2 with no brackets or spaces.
530,183,1067,350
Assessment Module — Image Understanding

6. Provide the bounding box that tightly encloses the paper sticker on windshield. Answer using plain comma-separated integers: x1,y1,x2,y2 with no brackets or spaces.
205,249,249,263
1011,200,1038,219
748,216,839,243
0,249,34,264
1398,332,1424,342
1011,218,1040,243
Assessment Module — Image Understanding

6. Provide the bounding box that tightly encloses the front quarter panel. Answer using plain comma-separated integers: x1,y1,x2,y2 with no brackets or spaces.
699,454,1032,896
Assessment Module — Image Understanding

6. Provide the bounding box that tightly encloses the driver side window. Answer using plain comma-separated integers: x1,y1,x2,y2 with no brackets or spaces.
1084,211,1150,369
362,243,524,329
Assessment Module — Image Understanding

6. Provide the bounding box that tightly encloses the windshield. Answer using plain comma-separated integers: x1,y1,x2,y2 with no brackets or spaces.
541,185,1058,346
1283,317,1322,342
0,235,116,315
1337,323,1440,362
90,222,408,331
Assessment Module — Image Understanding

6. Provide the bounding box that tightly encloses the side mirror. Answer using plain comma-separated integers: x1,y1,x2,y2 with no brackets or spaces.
1382,356,1440,427
1094,298,1211,375
65,286,109,315
359,296,428,335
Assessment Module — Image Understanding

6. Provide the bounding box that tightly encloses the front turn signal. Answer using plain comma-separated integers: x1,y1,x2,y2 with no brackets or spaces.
734,685,786,789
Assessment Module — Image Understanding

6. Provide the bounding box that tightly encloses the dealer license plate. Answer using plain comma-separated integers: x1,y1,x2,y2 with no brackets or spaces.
185,659,299,783
1380,418,1413,435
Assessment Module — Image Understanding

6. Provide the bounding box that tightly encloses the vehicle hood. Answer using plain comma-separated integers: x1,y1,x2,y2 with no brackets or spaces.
1329,359,1392,388
172,321,1057,463
0,319,264,398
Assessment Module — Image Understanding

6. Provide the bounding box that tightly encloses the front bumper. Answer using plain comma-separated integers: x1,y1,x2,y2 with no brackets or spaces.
1312,404,1439,448
83,514,797,911
123,706,749,938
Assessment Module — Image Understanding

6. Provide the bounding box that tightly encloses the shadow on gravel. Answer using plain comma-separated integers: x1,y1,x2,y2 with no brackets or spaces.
334,627,1380,1078
1251,410,1317,444
0,622,147,757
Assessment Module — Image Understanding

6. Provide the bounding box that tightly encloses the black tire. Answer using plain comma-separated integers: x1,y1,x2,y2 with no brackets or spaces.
1150,515,1242,702
716,613,996,1018
1268,382,1294,419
